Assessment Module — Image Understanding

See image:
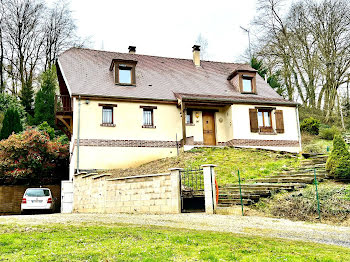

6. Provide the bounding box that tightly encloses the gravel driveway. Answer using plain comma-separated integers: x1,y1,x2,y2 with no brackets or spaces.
1,213,350,248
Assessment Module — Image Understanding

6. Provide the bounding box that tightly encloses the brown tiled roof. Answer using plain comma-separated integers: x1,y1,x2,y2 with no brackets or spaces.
58,47,297,106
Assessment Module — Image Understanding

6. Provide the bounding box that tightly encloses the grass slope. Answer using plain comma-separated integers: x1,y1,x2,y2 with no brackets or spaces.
1,223,349,261
107,147,299,185
252,181,350,225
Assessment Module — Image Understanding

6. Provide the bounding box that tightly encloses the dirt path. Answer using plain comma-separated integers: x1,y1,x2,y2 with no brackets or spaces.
1,213,350,248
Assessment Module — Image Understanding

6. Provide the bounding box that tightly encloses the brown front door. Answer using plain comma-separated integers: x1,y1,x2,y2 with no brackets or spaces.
202,111,216,145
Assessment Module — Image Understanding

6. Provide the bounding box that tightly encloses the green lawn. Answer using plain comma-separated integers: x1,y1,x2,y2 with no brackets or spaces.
107,147,299,185
0,223,349,261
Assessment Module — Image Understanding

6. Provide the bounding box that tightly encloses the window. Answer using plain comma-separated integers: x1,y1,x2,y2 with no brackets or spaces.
119,65,132,84
102,107,113,125
186,109,193,124
242,78,253,92
110,59,137,85
143,109,153,127
257,109,272,131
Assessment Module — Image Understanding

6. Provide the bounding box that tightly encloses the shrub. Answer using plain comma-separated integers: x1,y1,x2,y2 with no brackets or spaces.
0,93,26,125
326,135,350,179
0,127,69,185
37,121,55,140
0,107,23,140
303,144,323,154
300,117,320,135
319,126,341,140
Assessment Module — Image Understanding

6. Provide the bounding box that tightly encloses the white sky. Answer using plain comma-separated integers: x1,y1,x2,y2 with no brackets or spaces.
65,0,294,63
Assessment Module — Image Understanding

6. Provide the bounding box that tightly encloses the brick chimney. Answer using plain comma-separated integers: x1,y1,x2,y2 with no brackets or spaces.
128,46,136,54
192,45,201,67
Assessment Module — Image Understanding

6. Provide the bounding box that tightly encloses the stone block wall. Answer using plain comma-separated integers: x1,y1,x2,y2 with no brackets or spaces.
73,172,181,214
0,185,61,214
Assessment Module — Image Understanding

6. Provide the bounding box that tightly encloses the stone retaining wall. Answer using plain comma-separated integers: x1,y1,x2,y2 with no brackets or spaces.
73,171,181,214
0,185,61,214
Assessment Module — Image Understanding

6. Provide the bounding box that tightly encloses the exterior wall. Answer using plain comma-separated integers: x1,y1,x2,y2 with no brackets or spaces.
73,173,180,214
0,185,61,214
186,110,203,143
230,104,300,152
69,98,300,172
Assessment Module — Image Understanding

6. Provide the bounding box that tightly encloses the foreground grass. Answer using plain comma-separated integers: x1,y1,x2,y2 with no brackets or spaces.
0,223,349,261
107,147,299,185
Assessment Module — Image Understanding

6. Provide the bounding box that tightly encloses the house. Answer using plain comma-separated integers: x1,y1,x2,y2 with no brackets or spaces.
55,45,301,179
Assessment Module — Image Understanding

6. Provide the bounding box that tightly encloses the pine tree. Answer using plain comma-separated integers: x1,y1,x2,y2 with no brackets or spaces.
20,82,35,116
0,107,23,140
33,66,57,127
326,135,350,179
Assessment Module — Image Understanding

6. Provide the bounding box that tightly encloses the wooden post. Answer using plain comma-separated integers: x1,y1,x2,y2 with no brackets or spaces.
181,101,186,146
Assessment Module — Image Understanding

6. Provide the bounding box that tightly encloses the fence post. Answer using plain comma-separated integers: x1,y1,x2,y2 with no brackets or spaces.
169,168,183,214
314,168,321,221
238,169,244,216
201,164,217,214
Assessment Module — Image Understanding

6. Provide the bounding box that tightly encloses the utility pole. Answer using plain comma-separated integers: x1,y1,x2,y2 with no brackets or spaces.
240,26,252,60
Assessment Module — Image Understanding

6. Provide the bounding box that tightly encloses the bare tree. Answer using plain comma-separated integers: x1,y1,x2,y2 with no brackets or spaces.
254,0,350,120
43,0,77,70
0,1,5,93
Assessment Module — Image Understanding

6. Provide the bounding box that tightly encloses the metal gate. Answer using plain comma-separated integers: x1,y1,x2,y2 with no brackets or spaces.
180,167,205,212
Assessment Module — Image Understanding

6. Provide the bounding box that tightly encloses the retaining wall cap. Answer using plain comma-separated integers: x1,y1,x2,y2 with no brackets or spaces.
169,168,185,171
201,164,218,167
107,172,170,181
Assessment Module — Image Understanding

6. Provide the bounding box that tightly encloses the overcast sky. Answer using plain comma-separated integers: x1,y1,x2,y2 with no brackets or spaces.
65,0,291,63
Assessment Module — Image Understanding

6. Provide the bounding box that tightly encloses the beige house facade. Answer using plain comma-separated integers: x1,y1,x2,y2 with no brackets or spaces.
55,45,301,178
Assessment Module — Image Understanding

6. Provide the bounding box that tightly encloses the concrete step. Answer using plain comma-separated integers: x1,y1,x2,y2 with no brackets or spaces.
252,177,317,184
265,173,328,179
219,189,272,197
219,193,261,201
280,169,326,175
220,183,306,190
218,199,254,206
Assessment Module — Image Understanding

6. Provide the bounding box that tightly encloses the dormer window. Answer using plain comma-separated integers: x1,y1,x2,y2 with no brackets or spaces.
110,59,137,86
242,77,253,93
119,65,132,84
227,69,257,94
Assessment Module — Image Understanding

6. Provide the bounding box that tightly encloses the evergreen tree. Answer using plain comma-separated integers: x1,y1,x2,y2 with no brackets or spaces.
0,107,23,140
20,82,35,116
33,66,57,127
250,56,267,78
326,135,350,179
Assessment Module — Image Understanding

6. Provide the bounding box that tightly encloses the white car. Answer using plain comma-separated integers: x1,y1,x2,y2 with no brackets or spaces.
21,188,55,214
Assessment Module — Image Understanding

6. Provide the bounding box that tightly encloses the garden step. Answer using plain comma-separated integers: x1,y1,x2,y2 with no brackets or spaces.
280,169,326,175
219,193,261,201
252,177,316,184
218,199,254,206
266,173,327,179
219,190,272,197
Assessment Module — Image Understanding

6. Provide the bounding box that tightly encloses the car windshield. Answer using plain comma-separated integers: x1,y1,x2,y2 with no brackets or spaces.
25,189,50,197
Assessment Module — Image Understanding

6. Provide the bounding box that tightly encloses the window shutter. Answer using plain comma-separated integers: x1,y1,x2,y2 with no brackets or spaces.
275,110,284,133
249,109,259,133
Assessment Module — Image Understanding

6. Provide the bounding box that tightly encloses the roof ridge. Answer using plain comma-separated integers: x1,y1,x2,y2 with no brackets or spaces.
63,46,251,66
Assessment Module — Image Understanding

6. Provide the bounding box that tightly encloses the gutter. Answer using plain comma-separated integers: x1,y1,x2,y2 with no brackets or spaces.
295,105,302,152
76,96,81,173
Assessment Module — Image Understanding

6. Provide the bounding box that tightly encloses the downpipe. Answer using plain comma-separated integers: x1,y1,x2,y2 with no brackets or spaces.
76,96,81,173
